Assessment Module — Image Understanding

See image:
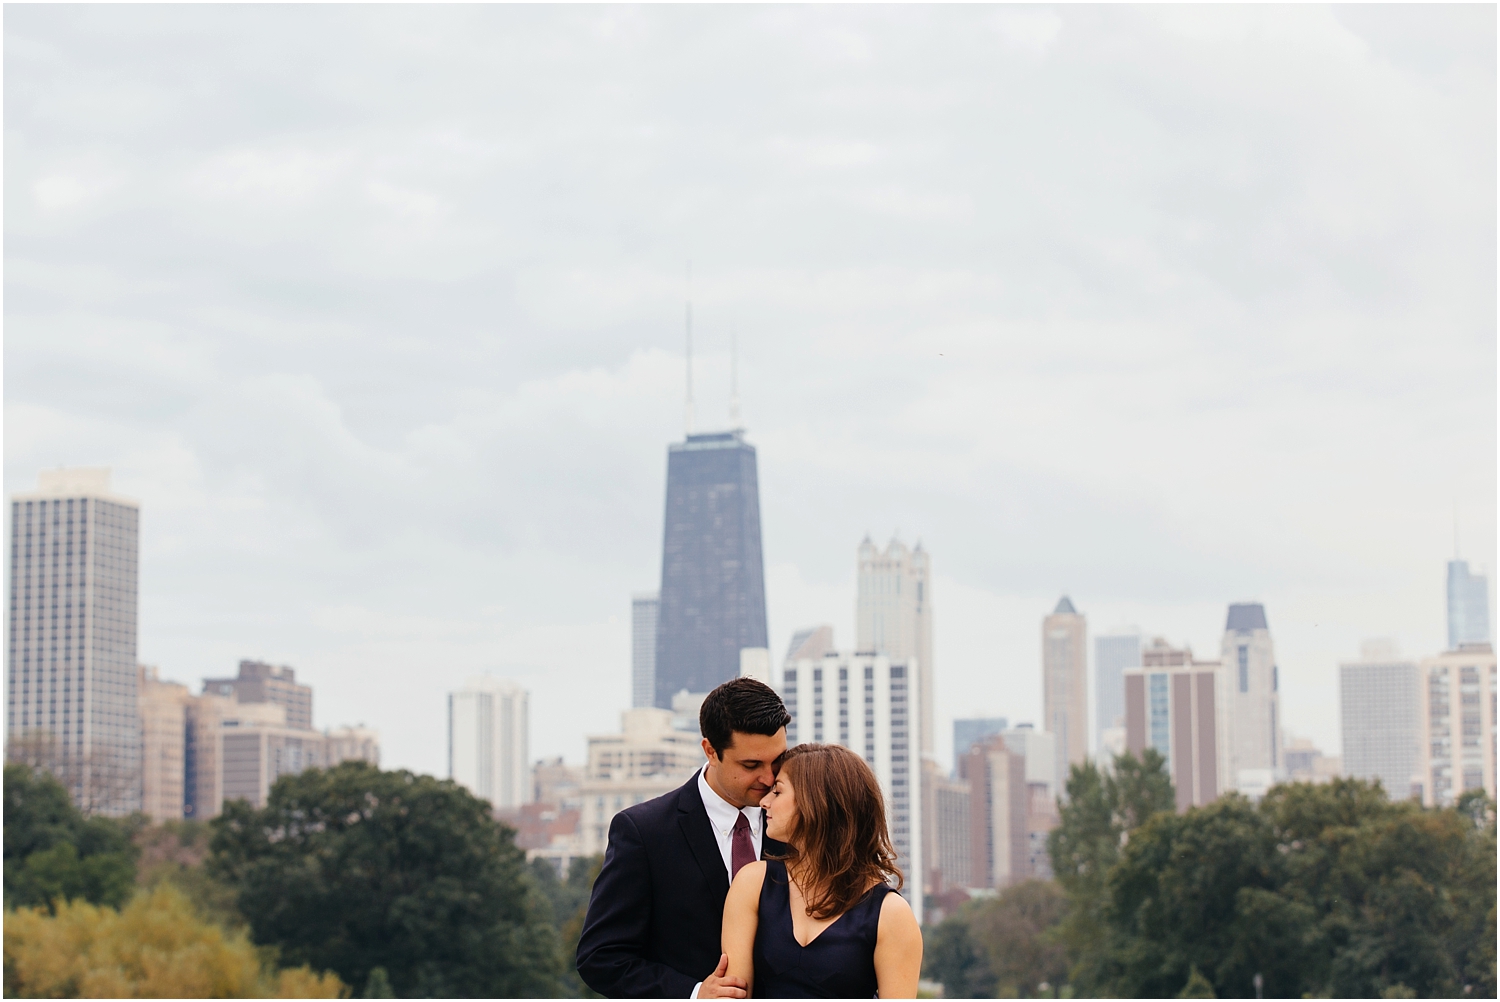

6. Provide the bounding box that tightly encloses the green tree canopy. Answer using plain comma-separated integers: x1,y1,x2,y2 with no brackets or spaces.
3,763,136,911
923,880,1068,998
209,761,563,998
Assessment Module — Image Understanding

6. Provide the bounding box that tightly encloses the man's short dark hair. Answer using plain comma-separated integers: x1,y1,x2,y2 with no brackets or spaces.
700,678,791,758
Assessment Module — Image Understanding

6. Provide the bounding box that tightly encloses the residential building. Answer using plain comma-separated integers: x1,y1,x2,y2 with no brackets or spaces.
1283,736,1342,784
739,647,771,685
449,676,530,810
533,756,583,807
961,735,1027,891
495,801,582,851
202,660,313,731
1221,603,1282,790
218,701,329,810
784,625,834,667
1415,643,1497,807
1447,560,1492,649
1339,640,1420,800
670,689,709,732
578,708,702,855
325,725,380,768
654,430,768,708
953,717,1008,760
1043,596,1088,792
783,650,923,922
927,770,972,893
184,690,237,820
631,592,659,709
1095,630,1141,755
7,468,142,816
857,536,934,757
1124,639,1228,811
139,665,189,822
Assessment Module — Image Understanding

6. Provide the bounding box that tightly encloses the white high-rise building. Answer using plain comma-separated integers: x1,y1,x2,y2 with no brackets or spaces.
7,469,141,816
1340,640,1420,801
577,707,702,854
1221,603,1282,791
1447,560,1491,649
1043,597,1088,793
857,536,933,758
783,648,923,923
631,592,659,709
1415,644,1496,807
449,676,530,810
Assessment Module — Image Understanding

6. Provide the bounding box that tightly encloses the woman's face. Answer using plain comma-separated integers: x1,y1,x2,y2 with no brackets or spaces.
760,769,799,843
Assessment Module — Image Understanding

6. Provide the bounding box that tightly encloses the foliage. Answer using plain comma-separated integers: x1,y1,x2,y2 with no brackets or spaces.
133,819,242,930
923,881,1068,998
1045,750,1174,990
210,761,564,998
530,854,605,998
1078,778,1497,999
3,883,343,998
4,764,137,911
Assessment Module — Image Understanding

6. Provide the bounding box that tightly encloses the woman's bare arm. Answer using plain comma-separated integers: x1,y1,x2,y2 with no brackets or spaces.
873,890,923,998
721,861,767,995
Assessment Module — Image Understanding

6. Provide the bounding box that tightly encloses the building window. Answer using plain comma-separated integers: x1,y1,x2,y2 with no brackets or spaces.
1148,673,1170,756
1238,646,1249,693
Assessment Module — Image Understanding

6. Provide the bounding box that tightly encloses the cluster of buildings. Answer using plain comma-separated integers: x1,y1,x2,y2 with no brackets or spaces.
443,416,1498,926
5,468,379,821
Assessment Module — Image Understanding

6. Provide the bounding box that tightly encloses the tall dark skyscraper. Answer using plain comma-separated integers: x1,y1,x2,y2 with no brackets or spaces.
654,429,768,707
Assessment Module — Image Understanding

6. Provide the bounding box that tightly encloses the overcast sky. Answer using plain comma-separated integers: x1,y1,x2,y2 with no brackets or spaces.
6,5,1495,776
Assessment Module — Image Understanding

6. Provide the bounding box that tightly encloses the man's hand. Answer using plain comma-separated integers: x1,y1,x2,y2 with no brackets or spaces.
697,953,747,999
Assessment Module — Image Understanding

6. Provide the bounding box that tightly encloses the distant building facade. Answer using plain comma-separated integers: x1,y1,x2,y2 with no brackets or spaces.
953,717,1008,760
654,430,768,708
783,650,923,922
449,676,530,810
1221,603,1281,791
203,660,313,731
1415,643,1497,807
1124,638,1227,811
139,665,190,822
577,708,702,855
631,592,659,709
1043,596,1088,791
1340,641,1420,800
1095,630,1141,756
7,468,142,816
857,536,934,758
1447,560,1492,649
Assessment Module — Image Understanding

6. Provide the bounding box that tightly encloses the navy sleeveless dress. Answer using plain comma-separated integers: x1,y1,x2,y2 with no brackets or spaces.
752,858,894,998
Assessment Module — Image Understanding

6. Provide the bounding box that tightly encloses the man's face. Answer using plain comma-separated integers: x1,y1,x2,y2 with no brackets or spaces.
702,728,787,809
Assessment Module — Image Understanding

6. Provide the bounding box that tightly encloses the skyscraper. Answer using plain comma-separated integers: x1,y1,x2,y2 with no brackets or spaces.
1221,602,1282,791
953,717,1008,760
202,659,313,730
1095,630,1141,754
7,468,141,816
1415,643,1496,807
1447,560,1491,649
139,665,189,822
1340,640,1419,801
631,592,659,709
783,650,923,922
856,536,934,757
1124,639,1227,810
654,430,768,707
449,676,530,810
1042,596,1088,791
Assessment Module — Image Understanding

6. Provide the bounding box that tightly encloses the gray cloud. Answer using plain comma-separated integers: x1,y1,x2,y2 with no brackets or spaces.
5,5,1494,772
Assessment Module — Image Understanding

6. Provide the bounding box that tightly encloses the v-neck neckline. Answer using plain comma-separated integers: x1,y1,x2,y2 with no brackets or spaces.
784,873,877,949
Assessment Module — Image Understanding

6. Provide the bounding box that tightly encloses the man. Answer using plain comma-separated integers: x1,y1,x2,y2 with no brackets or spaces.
577,678,791,999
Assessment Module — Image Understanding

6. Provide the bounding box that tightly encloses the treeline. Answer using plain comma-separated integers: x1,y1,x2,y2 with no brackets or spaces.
925,751,1497,999
3,761,602,998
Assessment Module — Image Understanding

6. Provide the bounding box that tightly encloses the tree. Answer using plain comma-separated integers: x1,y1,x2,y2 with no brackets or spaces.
531,854,605,997
922,881,1068,998
1046,750,1174,992
210,761,564,998
3,763,136,911
3,884,342,998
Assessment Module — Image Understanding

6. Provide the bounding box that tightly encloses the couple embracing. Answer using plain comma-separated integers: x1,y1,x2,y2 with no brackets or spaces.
577,678,922,999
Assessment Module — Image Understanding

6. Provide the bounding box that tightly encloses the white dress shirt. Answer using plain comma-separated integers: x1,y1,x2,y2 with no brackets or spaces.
691,765,764,999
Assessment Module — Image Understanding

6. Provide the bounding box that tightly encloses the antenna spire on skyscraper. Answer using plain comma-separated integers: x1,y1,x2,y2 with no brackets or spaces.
729,326,741,429
684,261,695,435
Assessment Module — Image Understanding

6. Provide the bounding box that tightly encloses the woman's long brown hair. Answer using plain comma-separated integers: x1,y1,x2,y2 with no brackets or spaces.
771,743,903,920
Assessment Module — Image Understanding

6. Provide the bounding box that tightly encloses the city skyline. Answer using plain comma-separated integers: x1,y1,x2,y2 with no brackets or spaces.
4,6,1493,776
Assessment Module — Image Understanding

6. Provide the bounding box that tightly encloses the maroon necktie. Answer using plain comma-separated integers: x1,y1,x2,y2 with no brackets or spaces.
731,812,755,879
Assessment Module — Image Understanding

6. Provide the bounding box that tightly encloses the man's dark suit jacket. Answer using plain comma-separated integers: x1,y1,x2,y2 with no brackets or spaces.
576,772,786,999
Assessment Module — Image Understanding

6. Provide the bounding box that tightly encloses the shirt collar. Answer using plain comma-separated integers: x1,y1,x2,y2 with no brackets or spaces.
698,764,759,835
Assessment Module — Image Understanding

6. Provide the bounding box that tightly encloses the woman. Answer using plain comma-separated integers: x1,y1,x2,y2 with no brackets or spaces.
721,743,923,998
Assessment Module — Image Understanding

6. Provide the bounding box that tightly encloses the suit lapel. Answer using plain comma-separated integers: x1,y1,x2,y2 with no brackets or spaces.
678,775,731,898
